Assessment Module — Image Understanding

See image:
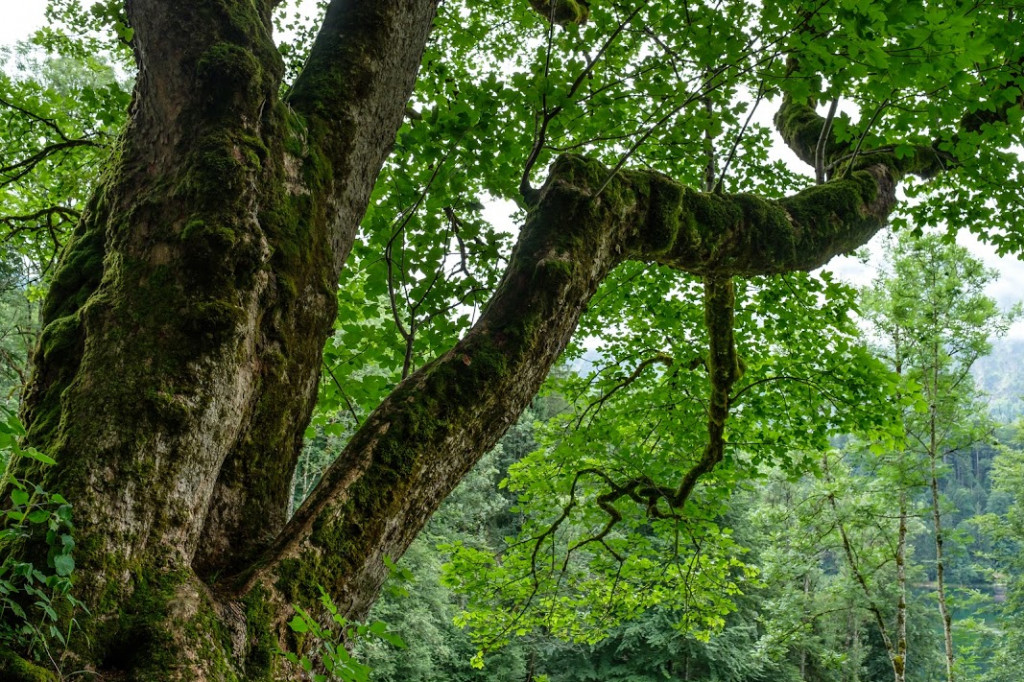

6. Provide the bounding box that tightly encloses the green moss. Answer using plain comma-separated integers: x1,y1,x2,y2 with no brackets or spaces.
196,43,263,112
183,299,245,347
181,218,238,269
274,336,514,609
43,227,105,322
782,175,870,232
642,175,684,255
144,389,190,427
86,567,242,680
301,145,333,187
242,587,276,680
39,314,81,362
0,648,56,682
528,0,591,25
534,257,574,287
732,194,797,265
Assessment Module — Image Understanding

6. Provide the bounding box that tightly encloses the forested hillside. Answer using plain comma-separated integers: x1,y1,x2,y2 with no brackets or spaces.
974,339,1024,423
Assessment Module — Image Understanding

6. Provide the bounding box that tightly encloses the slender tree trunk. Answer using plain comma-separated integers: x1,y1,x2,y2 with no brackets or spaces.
850,613,861,682
824,453,905,682
800,572,809,679
930,407,956,681
928,339,955,682
896,489,908,681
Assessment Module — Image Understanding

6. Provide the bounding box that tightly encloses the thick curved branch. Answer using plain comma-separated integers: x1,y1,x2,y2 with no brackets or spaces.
235,150,913,624
775,94,951,180
773,58,1024,183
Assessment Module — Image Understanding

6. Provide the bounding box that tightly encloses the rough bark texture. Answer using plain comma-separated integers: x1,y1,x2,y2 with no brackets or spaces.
2,3,950,681
11,0,437,678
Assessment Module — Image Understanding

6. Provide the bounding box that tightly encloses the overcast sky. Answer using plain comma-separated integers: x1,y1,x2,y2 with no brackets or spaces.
4,0,1024,337
0,2,47,47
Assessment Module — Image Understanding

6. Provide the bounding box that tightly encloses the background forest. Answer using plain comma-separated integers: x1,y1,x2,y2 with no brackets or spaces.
4,0,1024,681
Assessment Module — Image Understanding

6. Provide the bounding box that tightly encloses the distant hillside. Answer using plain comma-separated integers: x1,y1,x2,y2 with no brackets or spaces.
974,337,1024,423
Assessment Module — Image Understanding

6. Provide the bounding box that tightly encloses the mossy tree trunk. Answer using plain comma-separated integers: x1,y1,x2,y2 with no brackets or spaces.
1,2,965,681
12,0,438,678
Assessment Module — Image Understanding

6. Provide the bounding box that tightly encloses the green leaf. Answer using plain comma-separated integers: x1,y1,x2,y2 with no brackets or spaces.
288,615,309,633
52,554,74,577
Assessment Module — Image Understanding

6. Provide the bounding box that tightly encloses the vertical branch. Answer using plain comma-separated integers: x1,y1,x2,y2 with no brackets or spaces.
823,453,905,682
928,335,956,681
815,97,839,184
896,489,908,681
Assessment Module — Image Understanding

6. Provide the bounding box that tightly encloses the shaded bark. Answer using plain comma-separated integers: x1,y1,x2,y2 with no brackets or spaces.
12,0,437,677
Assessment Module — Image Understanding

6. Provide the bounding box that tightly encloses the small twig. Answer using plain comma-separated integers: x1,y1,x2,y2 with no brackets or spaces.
320,361,361,427
842,96,891,178
715,77,768,193
574,353,673,428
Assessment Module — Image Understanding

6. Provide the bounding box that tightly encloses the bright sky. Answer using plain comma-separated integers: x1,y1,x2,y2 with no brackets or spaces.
3,0,1024,337
0,2,47,47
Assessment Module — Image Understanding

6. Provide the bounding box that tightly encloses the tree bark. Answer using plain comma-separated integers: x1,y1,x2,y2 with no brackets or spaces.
11,0,438,677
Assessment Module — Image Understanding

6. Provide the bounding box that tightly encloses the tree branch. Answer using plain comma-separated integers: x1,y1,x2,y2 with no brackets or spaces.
285,0,440,272
234,146,931,622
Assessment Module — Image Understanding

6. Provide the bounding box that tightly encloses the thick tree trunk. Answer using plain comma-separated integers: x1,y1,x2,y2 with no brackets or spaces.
11,0,437,678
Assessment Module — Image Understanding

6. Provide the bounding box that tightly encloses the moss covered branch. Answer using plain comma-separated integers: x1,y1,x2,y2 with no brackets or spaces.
284,0,439,272
774,93,981,183
238,148,911,634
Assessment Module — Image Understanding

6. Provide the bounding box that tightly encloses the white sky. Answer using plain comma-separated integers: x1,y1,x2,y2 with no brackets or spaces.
4,0,1024,337
0,2,47,47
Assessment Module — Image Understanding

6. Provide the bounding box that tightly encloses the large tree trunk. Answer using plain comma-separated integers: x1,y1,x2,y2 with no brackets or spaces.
11,0,437,678
0,1,954,679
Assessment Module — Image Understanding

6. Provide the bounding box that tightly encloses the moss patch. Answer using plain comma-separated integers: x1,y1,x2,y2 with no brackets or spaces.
0,648,56,682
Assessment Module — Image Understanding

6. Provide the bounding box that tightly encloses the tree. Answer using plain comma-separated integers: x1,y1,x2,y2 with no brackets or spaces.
862,232,1011,682
972,430,1024,682
2,0,1023,679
